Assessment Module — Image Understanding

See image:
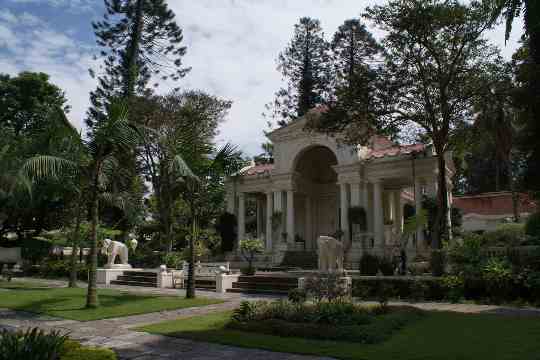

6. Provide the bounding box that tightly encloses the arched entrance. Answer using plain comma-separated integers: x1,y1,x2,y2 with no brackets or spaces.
293,146,339,249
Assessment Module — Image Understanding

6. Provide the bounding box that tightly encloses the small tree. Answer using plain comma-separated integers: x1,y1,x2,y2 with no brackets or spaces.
239,238,264,275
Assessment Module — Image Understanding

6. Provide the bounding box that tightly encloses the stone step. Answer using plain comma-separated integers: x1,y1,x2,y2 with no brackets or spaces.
123,271,157,277
237,275,298,284
226,288,289,295
110,280,157,287
232,282,296,291
116,275,157,283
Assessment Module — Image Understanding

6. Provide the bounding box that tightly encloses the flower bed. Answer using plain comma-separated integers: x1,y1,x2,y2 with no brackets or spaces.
227,300,424,344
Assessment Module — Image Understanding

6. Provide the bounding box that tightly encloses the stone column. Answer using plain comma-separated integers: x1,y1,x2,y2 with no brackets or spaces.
373,180,384,250
393,189,403,233
237,192,246,247
361,181,369,231
305,195,312,249
350,182,361,207
226,187,235,214
266,192,273,251
340,183,349,243
414,178,425,248
286,190,295,244
256,197,263,239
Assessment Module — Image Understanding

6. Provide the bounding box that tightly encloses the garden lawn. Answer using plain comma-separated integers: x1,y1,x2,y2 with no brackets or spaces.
0,281,222,321
138,310,540,360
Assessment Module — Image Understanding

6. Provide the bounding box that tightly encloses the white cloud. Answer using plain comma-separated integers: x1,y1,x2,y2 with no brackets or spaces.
7,0,96,13
1,0,524,156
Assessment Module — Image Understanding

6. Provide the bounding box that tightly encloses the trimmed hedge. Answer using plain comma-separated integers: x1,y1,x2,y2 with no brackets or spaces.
61,340,117,360
353,278,446,301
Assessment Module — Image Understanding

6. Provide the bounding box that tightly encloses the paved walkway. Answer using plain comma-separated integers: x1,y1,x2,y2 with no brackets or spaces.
2,278,540,359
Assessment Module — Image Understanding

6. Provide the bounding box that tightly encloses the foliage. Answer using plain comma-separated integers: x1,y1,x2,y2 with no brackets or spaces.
525,212,540,238
161,252,184,269
430,249,446,277
303,273,350,303
447,233,485,278
482,257,513,302
441,275,465,303
482,223,526,246
287,288,307,304
0,327,68,360
228,300,423,344
352,278,446,302
378,257,395,276
268,17,330,126
38,260,89,281
88,0,189,123
239,238,264,273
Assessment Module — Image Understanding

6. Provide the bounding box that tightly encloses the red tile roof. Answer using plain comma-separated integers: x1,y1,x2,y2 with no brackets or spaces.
239,163,274,177
366,142,426,160
453,192,538,216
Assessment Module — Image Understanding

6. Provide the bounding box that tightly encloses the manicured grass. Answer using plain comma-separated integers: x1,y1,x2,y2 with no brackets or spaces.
138,310,540,360
0,280,222,321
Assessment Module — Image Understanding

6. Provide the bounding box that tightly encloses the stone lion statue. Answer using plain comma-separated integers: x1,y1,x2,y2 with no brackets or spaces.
317,235,344,272
101,238,137,268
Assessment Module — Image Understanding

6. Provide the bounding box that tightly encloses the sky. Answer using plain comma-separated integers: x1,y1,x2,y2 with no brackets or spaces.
0,0,524,156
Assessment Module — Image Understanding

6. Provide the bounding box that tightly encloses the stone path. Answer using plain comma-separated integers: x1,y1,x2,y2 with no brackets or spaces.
2,277,540,359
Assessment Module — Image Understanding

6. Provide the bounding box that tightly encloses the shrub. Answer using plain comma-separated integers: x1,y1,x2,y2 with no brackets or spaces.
303,273,350,302
37,260,88,281
239,238,264,273
288,288,307,304
524,271,540,305
441,275,464,303
483,223,526,247
360,254,379,275
161,252,184,269
482,258,513,302
227,306,423,344
447,233,484,277
0,328,68,360
409,280,429,301
525,212,540,239
375,282,394,308
352,278,445,301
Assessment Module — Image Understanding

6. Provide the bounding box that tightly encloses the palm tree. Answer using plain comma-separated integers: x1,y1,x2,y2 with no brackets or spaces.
183,143,243,299
25,102,140,307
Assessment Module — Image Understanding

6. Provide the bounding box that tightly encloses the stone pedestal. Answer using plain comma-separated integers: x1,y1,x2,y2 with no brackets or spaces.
97,268,125,285
216,273,240,293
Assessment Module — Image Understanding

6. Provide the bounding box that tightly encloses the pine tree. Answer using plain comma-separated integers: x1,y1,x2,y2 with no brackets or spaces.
312,19,384,142
88,0,190,127
270,17,330,126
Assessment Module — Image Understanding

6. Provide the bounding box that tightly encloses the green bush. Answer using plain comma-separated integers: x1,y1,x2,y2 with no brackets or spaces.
379,257,395,276
360,254,380,275
0,328,68,360
287,288,307,304
303,273,351,302
228,306,423,344
352,278,445,301
38,260,88,280
525,212,540,239
482,258,513,302
441,275,464,303
430,249,446,276
161,252,184,269
447,233,484,277
483,223,526,246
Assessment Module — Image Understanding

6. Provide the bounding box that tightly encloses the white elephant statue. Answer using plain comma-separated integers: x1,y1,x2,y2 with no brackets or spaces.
101,238,137,269
317,235,344,273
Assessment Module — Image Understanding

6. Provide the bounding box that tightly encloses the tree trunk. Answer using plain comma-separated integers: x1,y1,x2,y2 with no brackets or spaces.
186,202,197,299
507,154,521,223
123,0,144,98
432,151,450,249
68,203,82,288
86,165,100,308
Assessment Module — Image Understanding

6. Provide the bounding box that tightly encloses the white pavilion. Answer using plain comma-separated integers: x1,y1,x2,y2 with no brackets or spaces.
225,112,454,268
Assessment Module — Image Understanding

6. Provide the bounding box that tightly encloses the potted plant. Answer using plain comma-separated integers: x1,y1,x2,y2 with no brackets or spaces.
239,238,264,275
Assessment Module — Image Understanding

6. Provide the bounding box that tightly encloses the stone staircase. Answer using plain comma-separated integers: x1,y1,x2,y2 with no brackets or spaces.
226,274,299,295
280,251,318,269
111,271,157,287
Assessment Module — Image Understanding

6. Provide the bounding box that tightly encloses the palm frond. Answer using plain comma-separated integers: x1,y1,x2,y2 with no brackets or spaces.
23,155,78,180
170,154,199,181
